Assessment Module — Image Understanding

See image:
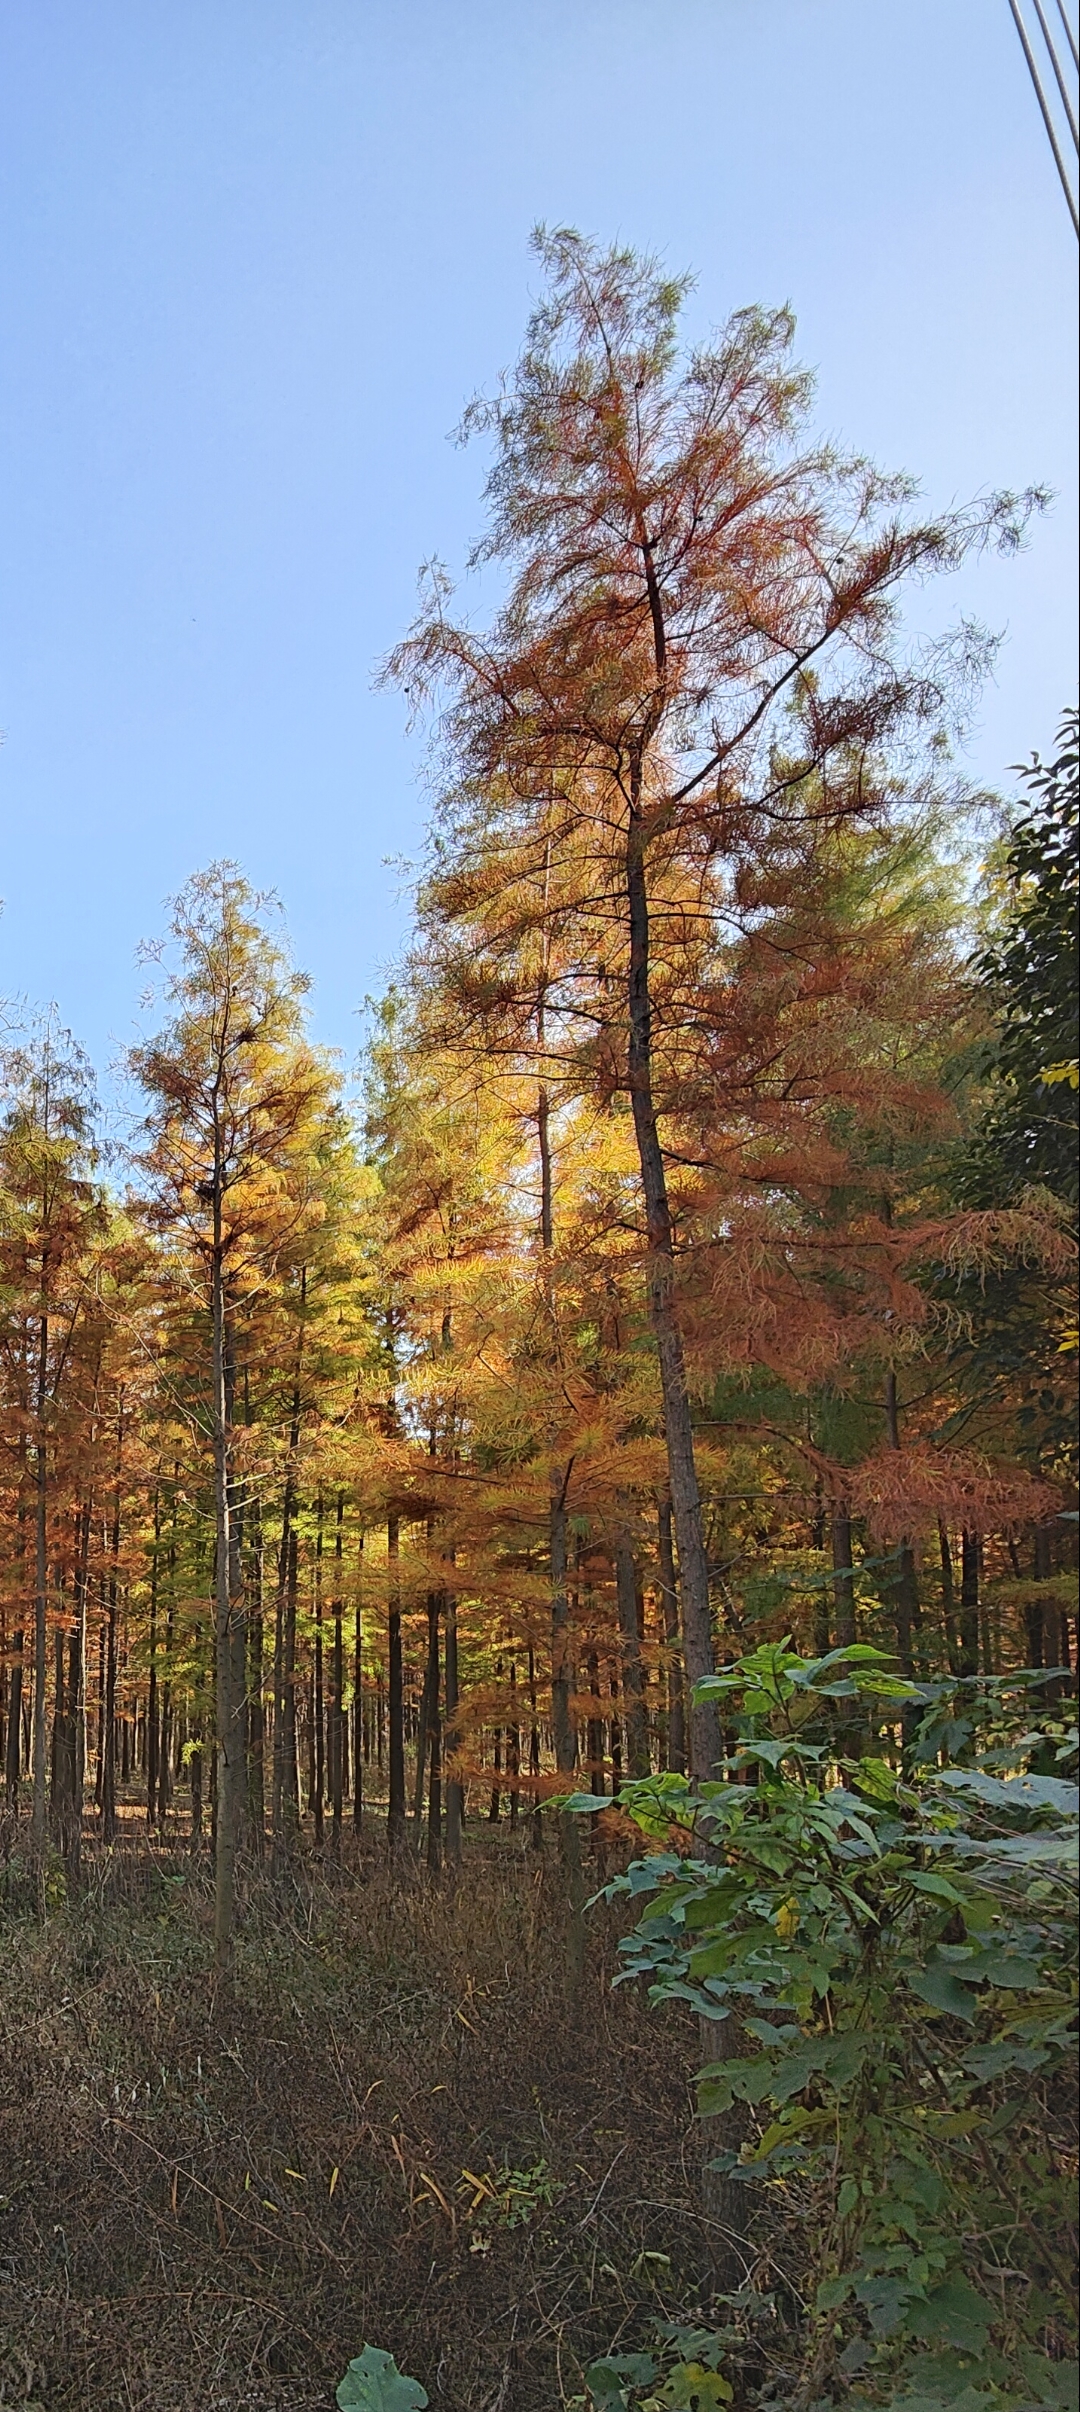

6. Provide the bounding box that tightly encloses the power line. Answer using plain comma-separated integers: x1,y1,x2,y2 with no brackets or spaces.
1008,0,1080,234
1031,0,1079,146
1054,0,1079,77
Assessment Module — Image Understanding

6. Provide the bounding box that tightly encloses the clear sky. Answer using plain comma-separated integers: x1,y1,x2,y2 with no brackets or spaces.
2,0,1076,1100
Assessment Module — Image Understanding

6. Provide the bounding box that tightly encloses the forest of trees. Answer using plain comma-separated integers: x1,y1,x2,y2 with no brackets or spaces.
1,236,1076,2412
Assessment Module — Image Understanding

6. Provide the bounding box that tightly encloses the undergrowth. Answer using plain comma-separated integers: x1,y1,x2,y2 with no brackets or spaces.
0,1826,717,2412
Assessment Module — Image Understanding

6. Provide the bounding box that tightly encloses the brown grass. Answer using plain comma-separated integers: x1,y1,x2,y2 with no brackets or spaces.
0,1821,724,2412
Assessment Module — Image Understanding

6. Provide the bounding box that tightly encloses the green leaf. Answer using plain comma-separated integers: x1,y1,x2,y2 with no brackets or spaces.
585,2355,657,2404
816,2274,853,2312
906,2276,995,2353
909,1872,966,1903
937,1768,1079,1816
660,2366,733,2407
336,2346,429,2411
908,1964,979,2021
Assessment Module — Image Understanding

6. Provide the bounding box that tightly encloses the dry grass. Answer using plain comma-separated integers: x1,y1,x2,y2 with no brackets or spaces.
0,1821,728,2412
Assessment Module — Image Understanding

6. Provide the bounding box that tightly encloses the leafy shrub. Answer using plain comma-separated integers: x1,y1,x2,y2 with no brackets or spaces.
572,1645,1078,2408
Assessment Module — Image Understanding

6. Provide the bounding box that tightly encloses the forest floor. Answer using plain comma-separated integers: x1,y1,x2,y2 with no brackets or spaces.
0,1810,741,2412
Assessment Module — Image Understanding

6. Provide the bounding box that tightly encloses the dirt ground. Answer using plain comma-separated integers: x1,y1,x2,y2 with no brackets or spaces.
0,1817,739,2412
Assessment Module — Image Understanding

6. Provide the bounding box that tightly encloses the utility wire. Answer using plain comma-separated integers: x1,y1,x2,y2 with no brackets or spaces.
1054,0,1079,76
1008,0,1079,233
1031,0,1080,146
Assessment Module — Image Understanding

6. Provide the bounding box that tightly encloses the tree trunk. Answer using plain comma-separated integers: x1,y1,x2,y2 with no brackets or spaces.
31,1306,49,1859
527,1642,543,1848
550,1477,585,1979
959,1529,980,1678
247,1490,265,1852
507,1660,520,1830
425,1589,441,1871
102,1472,122,1843
147,1489,160,1825
488,1669,503,1822
330,1496,345,1850
211,1230,244,1986
5,1631,23,1805
272,1334,303,1869
625,814,719,1779
352,1534,364,1831
386,1513,406,1848
831,1510,856,1647
412,1605,437,1827
938,1524,962,1676
657,1498,686,1773
313,1502,325,1848
615,1520,649,1779
444,1586,462,1864
883,1371,922,1727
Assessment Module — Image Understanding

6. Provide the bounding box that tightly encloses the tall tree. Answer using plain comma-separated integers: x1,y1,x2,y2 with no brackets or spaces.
131,865,341,1979
0,1016,104,1856
391,228,1033,1775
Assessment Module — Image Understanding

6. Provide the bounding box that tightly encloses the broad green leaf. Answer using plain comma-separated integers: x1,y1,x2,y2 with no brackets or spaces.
909,1872,966,1903
937,1768,1079,1816
336,2346,429,2411
906,2276,995,2353
908,1964,979,2021
816,2274,853,2312
585,2354,657,2403
660,2365,733,2407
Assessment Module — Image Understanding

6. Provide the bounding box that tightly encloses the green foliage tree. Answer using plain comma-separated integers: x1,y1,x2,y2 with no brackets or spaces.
948,712,1079,1480
973,710,1079,1210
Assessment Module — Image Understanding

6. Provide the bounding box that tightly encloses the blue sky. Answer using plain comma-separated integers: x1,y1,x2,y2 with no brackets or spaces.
2,0,1076,1100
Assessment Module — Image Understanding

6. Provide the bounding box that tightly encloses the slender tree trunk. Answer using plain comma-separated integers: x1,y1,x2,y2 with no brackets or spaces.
272,1331,303,1869
412,1607,437,1827
247,1490,265,1853
444,1586,462,1865
883,1371,921,1690
425,1589,441,1871
527,1642,543,1848
147,1488,160,1825
313,1500,325,1848
625,810,719,1779
615,1519,649,1779
387,1513,406,1848
609,1668,623,1793
507,1658,520,1830
352,1533,364,1831
330,1494,345,1850
64,1620,82,1878
959,1529,980,1678
158,1483,177,1827
830,1509,864,1755
5,1631,23,1806
587,1649,604,1798
211,1226,244,1984
488,1664,503,1823
657,1499,685,1774
101,1440,124,1844
831,1510,856,1647
31,1304,50,1858
550,1476,585,1978
938,1524,962,1676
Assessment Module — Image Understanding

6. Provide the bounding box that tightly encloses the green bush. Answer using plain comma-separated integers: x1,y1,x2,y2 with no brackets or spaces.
572,1645,1078,2409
